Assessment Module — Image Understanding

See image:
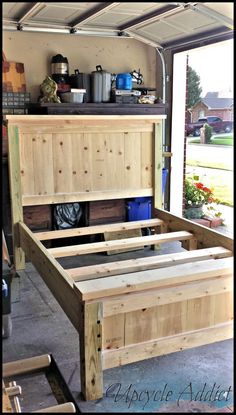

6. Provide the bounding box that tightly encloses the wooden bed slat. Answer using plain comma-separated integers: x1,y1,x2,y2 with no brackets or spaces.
74,257,233,301
67,246,232,281
35,219,164,241
48,231,195,258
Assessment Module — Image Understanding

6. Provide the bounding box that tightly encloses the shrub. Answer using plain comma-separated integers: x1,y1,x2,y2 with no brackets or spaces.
204,123,213,143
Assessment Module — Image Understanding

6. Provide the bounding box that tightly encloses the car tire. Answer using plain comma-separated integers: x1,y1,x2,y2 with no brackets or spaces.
225,125,232,133
193,128,201,137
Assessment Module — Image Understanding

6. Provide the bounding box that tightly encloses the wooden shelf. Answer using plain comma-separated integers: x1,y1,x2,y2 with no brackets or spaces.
27,102,167,116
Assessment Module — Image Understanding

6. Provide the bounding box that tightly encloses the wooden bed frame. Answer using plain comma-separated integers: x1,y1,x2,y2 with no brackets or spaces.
6,115,233,401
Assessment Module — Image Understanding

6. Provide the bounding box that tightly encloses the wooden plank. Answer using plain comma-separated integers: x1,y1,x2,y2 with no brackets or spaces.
3,354,51,378
32,133,54,197
213,291,233,326
35,218,163,241
80,302,103,401
104,228,142,255
102,314,125,350
106,133,125,190
154,208,234,251
19,133,35,195
90,133,108,191
32,403,76,413
53,133,73,194
124,132,141,189
74,257,233,301
124,301,187,346
22,188,153,206
2,230,11,265
14,125,155,135
7,124,25,270
102,321,233,369
2,383,13,413
48,231,195,258
6,115,166,123
123,291,232,346
68,246,232,281
71,133,87,192
102,275,232,317
4,385,22,397
182,237,198,250
141,131,153,189
154,122,163,209
18,222,81,331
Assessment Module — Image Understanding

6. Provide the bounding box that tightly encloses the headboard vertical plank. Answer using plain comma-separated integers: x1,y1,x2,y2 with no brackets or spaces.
7,125,25,270
154,123,163,209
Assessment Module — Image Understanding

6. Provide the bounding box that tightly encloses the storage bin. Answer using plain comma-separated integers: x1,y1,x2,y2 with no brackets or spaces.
127,197,152,221
60,89,85,103
162,167,168,194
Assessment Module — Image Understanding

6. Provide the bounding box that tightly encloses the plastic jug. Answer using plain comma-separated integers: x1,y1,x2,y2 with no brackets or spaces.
91,65,111,103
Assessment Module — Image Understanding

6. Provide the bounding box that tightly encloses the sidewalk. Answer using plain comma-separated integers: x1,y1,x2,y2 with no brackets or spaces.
214,204,234,237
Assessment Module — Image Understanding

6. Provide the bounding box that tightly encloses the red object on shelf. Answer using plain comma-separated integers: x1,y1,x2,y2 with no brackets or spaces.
57,83,71,93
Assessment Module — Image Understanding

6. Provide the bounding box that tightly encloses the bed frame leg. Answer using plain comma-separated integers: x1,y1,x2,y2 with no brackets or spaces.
80,302,103,401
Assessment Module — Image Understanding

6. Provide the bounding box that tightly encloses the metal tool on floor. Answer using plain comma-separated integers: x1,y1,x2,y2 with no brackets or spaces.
3,354,79,412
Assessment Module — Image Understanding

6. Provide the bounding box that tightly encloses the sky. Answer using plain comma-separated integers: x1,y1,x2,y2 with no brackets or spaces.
187,39,233,97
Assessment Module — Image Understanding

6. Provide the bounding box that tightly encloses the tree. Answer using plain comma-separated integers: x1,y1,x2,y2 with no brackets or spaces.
187,66,202,108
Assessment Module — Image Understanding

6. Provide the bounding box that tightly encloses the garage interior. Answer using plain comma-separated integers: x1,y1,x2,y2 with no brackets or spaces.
2,2,234,413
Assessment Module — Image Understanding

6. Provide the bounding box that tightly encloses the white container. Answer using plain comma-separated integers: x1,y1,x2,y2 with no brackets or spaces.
61,89,86,103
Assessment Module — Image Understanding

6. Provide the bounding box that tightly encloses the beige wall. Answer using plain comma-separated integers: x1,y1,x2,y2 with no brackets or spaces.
3,31,157,102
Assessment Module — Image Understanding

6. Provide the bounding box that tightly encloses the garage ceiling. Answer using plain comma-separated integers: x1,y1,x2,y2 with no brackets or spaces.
2,2,234,50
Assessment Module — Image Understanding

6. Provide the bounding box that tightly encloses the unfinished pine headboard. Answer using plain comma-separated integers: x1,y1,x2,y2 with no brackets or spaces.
6,114,165,268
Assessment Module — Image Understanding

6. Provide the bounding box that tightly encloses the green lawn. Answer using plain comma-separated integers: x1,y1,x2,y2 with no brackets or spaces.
188,133,233,145
186,167,233,206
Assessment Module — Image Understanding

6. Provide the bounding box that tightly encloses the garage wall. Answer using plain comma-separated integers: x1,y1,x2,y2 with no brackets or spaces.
3,31,157,102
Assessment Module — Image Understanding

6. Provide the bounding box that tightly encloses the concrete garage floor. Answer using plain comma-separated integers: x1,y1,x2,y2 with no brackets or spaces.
3,242,234,413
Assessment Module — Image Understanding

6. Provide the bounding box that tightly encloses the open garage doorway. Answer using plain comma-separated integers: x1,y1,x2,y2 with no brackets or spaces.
170,39,233,236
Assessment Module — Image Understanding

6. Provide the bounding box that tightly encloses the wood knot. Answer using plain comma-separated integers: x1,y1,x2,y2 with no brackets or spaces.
59,170,62,173
84,170,88,174
126,165,131,170
73,171,76,175
60,141,63,146
84,146,88,150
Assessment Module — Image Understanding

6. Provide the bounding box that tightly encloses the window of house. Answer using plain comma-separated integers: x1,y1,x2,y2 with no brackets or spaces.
199,110,205,118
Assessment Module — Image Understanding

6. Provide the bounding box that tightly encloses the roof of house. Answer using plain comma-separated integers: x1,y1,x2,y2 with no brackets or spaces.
193,92,233,109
